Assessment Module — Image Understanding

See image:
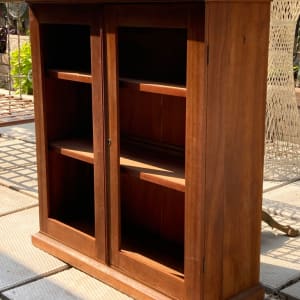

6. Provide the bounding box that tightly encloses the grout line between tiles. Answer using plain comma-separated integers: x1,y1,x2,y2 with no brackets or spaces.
0,182,38,199
263,178,300,193
0,203,39,218
0,163,37,174
0,265,71,294
0,132,36,144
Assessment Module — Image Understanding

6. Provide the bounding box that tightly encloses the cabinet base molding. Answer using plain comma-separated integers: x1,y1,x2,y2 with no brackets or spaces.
229,285,265,300
32,232,171,300
32,232,264,300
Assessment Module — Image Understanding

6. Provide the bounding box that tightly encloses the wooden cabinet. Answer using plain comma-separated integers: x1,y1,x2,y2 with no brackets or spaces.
28,1,271,299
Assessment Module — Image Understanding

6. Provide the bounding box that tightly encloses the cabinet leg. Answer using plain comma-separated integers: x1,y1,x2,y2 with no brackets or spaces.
262,210,299,237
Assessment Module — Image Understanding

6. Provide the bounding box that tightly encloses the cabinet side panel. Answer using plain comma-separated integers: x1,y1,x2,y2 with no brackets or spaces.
29,7,49,233
205,2,270,299
203,3,225,298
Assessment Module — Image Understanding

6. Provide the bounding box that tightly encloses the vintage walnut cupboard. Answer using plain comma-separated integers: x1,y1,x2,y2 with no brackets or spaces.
27,0,271,299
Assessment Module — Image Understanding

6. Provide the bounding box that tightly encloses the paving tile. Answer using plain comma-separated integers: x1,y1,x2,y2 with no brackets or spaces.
263,180,291,192
0,164,38,198
0,137,37,197
263,181,300,221
0,123,35,144
260,218,300,291
3,268,133,300
281,281,300,300
264,181,300,208
0,137,36,167
0,185,37,217
264,155,300,183
0,207,67,292
260,259,300,292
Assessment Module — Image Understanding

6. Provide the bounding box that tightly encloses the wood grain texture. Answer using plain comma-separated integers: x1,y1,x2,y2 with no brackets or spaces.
117,250,184,299
44,78,92,141
30,1,271,299
104,4,121,268
105,4,189,297
50,138,94,164
47,218,96,257
46,150,96,257
119,88,186,147
47,70,92,83
184,4,206,299
204,1,270,299
119,78,186,97
27,0,270,4
30,6,107,263
106,4,190,28
29,4,98,24
29,7,49,233
120,173,184,246
120,151,185,192
230,284,265,300
90,12,108,262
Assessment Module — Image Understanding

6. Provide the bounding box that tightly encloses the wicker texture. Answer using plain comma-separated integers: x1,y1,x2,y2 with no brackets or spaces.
265,0,300,181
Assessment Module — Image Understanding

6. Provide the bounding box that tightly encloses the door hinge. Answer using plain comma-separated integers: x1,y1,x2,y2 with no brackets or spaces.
203,256,206,273
107,139,112,146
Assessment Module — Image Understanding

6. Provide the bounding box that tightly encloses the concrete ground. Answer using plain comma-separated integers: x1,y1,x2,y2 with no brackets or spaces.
0,122,300,300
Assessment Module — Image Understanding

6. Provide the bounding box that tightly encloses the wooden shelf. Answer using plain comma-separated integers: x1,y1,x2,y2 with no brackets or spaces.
119,78,186,97
120,144,185,192
49,138,184,191
47,69,92,83
50,138,94,164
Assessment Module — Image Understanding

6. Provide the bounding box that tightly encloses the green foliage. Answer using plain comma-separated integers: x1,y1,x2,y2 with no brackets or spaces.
10,41,32,95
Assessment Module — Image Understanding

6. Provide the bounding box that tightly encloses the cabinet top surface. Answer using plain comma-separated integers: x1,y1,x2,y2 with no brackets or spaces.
27,0,271,3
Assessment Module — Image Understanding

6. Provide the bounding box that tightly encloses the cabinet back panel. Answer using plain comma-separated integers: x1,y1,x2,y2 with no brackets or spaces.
41,24,91,73
45,78,92,141
118,27,187,85
48,151,95,236
119,88,186,148
120,172,184,245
